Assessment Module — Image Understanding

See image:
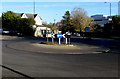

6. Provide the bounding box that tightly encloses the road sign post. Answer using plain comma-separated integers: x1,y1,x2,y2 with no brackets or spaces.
46,28,49,43
69,38,70,44
65,38,68,44
51,33,55,43
52,38,54,43
59,38,61,44
62,34,67,44
85,27,91,39
67,32,71,44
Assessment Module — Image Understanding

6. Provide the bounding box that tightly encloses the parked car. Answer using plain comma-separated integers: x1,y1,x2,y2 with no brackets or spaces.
17,32,23,37
73,33,80,36
9,30,18,35
2,30,10,34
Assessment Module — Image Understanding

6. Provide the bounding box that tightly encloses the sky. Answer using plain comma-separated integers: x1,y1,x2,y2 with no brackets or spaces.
1,0,120,2
1,0,119,23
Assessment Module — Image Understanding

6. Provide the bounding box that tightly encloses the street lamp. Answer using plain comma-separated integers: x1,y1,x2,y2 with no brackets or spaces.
118,1,120,15
54,18,56,25
53,14,57,25
105,2,111,16
34,0,35,14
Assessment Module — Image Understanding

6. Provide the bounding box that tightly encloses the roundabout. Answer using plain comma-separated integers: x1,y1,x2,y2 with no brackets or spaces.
2,35,119,77
5,39,106,55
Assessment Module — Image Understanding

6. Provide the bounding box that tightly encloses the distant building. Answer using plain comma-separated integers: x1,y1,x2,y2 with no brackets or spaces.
56,20,63,29
91,14,113,27
118,1,120,15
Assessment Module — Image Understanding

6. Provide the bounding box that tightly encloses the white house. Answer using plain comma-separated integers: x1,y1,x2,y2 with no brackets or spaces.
91,14,113,27
15,13,42,25
34,25,51,37
15,13,51,37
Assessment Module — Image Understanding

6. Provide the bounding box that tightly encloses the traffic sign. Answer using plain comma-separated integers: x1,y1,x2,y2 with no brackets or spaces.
66,32,71,38
57,33,63,38
51,34,55,38
62,34,66,38
85,27,90,32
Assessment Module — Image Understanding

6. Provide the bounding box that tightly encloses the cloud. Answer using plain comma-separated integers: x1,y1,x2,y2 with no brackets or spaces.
2,0,120,2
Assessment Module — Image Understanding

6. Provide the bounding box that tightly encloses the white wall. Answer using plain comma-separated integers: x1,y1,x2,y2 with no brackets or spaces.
21,14,42,25
91,15,111,27
21,13,28,18
34,26,51,37
34,15,42,25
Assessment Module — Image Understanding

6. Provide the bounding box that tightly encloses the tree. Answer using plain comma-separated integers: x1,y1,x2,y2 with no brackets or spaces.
112,15,120,33
43,22,58,33
28,18,35,26
18,18,35,36
103,22,113,32
61,11,74,33
71,8,93,32
91,23,102,32
2,11,20,30
2,11,35,36
103,15,120,33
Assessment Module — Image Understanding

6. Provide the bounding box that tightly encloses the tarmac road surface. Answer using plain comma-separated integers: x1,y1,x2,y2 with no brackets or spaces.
1,35,119,78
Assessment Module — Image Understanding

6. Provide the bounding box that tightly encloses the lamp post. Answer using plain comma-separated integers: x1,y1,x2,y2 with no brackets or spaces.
105,2,111,16
54,19,56,25
34,0,35,14
53,14,57,25
118,1,120,15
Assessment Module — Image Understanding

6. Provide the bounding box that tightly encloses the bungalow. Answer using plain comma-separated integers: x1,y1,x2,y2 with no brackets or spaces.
15,13,51,37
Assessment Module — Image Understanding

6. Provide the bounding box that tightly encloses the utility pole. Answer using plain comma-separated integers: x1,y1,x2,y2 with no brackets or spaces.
110,2,111,16
34,0,35,14
105,2,111,16
118,1,120,15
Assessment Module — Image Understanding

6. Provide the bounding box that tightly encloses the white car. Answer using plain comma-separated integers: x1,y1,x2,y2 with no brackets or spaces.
2,31,10,34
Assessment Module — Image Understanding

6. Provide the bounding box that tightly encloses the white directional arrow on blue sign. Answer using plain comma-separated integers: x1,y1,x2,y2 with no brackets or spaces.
62,34,66,38
57,33,63,38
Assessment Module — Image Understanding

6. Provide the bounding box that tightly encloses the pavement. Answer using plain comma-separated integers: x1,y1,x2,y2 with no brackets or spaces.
0,35,20,40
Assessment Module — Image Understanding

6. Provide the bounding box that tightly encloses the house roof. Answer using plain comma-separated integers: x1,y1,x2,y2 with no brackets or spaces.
14,13,24,17
26,14,37,19
14,13,42,20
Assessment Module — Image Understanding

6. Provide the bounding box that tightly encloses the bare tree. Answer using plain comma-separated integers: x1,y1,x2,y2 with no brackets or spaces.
71,8,93,32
